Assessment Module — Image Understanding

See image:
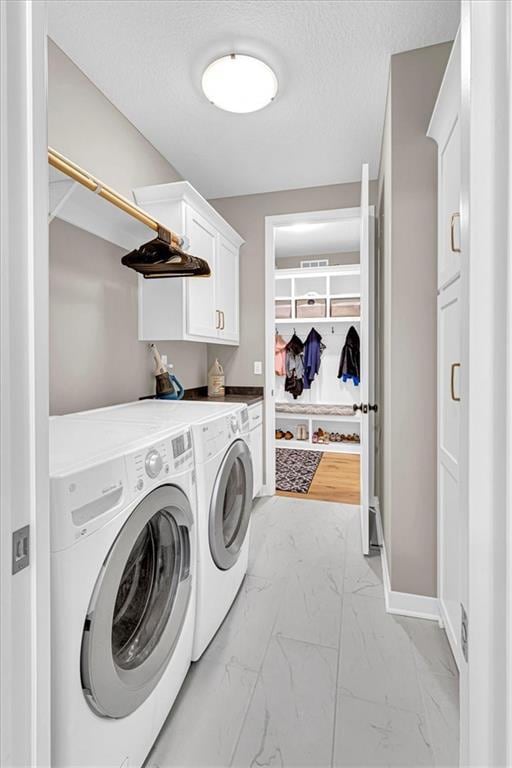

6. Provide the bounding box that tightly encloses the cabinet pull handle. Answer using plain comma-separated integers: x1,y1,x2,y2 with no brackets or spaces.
215,310,220,329
451,362,461,402
450,213,461,253
220,310,225,330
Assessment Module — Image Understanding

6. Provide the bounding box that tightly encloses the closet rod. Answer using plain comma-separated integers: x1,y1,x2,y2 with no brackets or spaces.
48,147,184,248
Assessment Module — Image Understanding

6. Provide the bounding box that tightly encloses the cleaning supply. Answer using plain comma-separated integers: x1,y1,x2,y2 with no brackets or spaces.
208,358,225,397
149,343,184,400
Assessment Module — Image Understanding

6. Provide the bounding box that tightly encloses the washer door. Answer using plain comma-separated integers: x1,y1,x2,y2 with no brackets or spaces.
81,485,193,719
209,439,253,571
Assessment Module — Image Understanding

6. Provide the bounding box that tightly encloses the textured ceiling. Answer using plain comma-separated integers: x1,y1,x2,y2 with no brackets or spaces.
275,219,360,258
48,0,460,199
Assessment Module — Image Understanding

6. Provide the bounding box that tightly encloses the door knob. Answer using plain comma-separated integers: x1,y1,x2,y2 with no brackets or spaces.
353,403,378,414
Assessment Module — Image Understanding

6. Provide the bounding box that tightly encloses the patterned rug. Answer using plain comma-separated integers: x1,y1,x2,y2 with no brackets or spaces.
275,448,323,494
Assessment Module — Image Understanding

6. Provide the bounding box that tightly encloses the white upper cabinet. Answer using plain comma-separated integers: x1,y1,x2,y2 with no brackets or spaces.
428,34,461,290
215,236,240,342
184,205,218,339
133,181,244,345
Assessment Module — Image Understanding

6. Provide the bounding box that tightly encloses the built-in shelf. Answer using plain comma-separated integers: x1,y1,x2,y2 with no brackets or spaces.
275,316,360,325
275,410,361,423
49,166,152,250
275,438,360,454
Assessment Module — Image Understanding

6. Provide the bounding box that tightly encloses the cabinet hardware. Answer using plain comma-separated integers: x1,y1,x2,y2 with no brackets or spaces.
451,362,461,402
450,212,461,253
215,310,220,329
220,310,225,330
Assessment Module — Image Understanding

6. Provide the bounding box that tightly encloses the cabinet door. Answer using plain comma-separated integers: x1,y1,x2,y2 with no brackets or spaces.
250,425,263,497
185,205,218,340
216,236,239,344
438,277,461,666
439,116,461,289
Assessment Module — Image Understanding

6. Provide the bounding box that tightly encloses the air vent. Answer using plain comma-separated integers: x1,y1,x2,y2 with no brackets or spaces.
300,259,329,269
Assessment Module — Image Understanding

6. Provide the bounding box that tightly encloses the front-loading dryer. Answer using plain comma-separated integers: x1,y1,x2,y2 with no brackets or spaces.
67,400,254,660
50,415,196,768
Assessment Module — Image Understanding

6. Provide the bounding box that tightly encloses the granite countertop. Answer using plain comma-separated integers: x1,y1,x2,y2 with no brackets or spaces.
182,386,264,406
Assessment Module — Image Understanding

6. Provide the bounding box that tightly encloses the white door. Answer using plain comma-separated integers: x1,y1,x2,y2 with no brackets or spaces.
216,236,239,343
185,205,217,340
359,163,374,555
438,278,462,665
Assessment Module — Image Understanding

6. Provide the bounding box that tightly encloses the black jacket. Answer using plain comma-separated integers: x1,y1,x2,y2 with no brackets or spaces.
338,326,360,386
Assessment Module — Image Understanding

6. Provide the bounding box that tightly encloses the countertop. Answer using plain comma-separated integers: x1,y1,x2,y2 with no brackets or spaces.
182,386,263,406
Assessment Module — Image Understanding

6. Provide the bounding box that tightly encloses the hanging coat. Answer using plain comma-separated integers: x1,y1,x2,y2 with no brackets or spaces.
275,333,287,376
285,333,304,399
303,327,323,389
338,325,360,386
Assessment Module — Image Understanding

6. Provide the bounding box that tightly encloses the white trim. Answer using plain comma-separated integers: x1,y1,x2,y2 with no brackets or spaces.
264,205,373,497
460,3,512,764
133,180,244,248
380,537,440,622
0,2,50,765
374,499,440,622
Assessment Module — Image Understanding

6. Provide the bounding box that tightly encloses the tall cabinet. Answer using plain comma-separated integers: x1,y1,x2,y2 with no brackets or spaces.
428,32,464,667
133,181,243,345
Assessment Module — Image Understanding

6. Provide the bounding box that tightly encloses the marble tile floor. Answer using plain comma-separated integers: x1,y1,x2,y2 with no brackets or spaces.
147,495,459,768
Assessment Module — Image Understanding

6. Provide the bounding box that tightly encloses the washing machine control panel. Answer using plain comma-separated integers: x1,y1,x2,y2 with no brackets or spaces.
127,429,193,496
145,449,163,478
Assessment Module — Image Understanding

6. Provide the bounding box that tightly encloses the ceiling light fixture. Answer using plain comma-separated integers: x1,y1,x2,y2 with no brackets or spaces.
202,54,278,114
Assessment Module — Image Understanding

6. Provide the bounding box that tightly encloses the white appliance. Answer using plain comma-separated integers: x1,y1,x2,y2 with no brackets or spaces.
50,414,197,768
71,400,254,660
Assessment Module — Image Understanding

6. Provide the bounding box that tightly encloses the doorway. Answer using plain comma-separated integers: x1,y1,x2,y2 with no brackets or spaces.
264,165,375,553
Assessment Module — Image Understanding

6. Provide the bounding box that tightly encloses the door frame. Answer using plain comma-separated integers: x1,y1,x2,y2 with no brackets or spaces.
460,1,512,764
0,1,50,765
263,205,372,499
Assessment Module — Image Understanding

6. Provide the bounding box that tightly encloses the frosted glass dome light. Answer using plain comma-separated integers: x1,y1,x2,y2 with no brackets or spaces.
202,54,278,113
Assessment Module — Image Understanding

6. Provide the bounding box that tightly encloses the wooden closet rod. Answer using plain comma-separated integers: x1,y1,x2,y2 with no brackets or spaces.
48,147,183,248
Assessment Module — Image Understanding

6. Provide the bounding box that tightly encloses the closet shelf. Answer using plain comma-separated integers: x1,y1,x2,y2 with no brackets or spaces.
274,317,360,325
49,165,153,250
275,411,361,423
275,438,360,454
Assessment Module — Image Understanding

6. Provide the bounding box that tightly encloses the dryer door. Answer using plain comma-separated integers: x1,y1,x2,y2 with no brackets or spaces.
209,438,253,570
81,484,193,718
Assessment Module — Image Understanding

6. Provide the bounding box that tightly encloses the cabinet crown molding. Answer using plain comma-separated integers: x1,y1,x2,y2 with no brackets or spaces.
133,180,244,249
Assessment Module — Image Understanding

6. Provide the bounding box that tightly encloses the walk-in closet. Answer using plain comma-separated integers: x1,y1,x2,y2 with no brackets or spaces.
269,202,370,506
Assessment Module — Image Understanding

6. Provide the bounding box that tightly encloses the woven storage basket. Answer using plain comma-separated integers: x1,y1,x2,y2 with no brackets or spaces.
296,298,327,318
330,297,360,317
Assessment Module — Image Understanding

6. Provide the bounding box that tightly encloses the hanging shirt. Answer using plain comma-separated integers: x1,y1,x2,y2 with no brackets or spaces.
285,333,305,399
275,333,287,376
303,327,323,389
338,325,360,386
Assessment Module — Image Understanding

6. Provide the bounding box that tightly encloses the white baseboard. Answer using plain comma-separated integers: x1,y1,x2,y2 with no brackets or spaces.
377,506,440,622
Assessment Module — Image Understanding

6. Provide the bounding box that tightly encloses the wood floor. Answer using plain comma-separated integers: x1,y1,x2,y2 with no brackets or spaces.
277,451,360,505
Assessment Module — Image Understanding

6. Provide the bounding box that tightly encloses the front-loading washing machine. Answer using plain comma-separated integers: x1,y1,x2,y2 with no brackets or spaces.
68,400,254,660
50,414,196,768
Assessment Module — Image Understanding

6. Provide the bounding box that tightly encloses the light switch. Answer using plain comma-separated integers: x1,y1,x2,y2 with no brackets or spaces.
254,361,263,375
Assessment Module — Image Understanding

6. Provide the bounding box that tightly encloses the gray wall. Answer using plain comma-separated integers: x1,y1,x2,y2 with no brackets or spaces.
276,252,360,270
48,40,207,414
50,220,207,415
208,183,376,386
48,40,182,197
377,42,451,597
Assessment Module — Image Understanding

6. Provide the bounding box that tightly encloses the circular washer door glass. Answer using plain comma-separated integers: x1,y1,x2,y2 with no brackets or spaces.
111,510,181,670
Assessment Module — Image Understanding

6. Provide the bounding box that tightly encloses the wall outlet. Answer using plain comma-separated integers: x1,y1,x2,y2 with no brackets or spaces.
253,361,263,375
